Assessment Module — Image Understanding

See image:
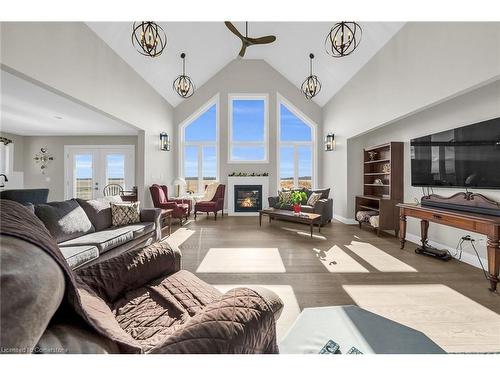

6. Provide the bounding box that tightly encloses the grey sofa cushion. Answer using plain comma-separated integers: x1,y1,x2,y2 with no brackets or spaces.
127,222,155,239
35,200,95,243
308,188,330,200
76,196,122,231
59,226,134,254
59,245,99,269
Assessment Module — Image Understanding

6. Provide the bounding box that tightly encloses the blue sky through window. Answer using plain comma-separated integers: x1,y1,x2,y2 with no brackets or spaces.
232,99,265,141
75,154,92,179
185,104,217,142
107,154,125,179
75,154,125,179
280,104,312,142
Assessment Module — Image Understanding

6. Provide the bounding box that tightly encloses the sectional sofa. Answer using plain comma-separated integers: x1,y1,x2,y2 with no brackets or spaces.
32,196,161,269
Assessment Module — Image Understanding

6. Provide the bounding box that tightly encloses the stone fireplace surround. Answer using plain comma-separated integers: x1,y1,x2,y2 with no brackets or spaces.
227,176,269,216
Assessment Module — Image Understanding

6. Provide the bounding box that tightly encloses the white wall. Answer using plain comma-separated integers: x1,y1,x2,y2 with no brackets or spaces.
0,22,175,206
346,80,500,265
322,22,500,221
21,135,139,201
174,59,323,202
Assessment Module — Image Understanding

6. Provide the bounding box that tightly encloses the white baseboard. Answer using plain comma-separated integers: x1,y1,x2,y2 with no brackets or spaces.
405,233,488,270
334,215,358,225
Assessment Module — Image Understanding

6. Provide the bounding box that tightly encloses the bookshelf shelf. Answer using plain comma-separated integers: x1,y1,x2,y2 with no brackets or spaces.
356,142,404,236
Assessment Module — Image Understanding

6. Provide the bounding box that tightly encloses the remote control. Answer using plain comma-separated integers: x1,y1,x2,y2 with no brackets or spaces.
346,346,363,354
319,339,340,354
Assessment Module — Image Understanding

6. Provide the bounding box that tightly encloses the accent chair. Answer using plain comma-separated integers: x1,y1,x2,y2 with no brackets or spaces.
194,184,225,220
149,184,189,225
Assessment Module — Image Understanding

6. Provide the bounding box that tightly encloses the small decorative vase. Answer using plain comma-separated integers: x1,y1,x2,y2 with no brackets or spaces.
293,203,301,215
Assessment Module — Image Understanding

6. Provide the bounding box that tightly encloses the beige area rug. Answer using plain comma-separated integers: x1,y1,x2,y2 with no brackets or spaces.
343,284,500,352
197,248,286,273
215,284,301,341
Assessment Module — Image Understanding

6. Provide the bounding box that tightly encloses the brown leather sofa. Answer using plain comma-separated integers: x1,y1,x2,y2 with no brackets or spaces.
0,200,283,354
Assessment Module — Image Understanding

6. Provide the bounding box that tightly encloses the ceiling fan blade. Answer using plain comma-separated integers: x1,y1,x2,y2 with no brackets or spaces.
224,21,244,40
238,43,247,58
248,35,276,45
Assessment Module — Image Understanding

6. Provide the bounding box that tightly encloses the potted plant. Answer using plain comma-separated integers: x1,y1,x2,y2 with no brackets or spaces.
290,191,307,215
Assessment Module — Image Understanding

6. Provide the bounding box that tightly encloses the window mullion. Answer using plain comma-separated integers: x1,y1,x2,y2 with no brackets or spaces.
198,146,203,193
294,145,299,187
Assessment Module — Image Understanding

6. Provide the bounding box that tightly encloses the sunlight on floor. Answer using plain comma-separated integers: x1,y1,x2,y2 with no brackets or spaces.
196,248,286,273
312,245,369,273
345,241,417,272
215,284,300,341
281,226,327,240
163,227,195,248
343,284,500,352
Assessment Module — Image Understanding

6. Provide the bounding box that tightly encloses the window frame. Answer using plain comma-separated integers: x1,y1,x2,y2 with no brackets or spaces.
0,142,13,175
276,93,318,190
178,94,220,193
227,93,269,164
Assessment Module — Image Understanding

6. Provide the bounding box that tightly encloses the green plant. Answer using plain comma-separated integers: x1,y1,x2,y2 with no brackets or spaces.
290,191,307,205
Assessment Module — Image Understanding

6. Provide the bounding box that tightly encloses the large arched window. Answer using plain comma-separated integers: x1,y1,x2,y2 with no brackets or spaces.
277,95,316,190
179,95,219,193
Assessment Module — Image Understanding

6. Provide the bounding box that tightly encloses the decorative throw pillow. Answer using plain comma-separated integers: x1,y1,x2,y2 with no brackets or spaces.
35,200,95,243
278,191,292,206
307,192,322,206
110,202,141,227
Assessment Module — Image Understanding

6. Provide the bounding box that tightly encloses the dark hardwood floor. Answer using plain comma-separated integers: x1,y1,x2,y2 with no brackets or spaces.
165,214,500,352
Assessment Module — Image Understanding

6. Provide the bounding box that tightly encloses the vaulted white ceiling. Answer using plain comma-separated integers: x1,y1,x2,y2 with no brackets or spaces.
1,70,138,136
87,22,404,107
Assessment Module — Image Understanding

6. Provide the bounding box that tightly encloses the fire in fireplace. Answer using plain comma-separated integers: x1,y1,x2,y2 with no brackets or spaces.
234,185,262,212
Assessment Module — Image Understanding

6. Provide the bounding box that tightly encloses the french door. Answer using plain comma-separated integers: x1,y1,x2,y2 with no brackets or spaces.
64,145,135,200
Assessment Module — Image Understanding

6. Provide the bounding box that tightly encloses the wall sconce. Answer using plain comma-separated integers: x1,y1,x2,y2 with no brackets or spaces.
324,133,335,151
160,132,171,151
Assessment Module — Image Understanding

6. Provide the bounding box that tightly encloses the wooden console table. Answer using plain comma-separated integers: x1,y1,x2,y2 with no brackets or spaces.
397,203,500,292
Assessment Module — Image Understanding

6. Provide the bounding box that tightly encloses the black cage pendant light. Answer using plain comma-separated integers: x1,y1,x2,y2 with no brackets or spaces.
301,53,321,100
325,21,362,58
132,22,167,57
173,53,195,99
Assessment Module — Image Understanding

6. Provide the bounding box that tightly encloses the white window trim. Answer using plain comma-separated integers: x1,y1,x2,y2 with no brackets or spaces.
228,93,269,164
63,144,135,200
276,93,318,190
178,94,220,193
0,142,14,175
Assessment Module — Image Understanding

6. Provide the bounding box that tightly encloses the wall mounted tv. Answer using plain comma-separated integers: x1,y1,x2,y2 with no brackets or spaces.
410,117,500,189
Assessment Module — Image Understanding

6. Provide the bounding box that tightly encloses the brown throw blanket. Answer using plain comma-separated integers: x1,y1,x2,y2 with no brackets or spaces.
0,200,141,353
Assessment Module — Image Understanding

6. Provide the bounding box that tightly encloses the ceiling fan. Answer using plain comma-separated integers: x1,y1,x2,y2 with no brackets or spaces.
224,21,276,58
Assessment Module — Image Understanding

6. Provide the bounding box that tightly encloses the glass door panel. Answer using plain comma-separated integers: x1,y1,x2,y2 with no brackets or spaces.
73,153,96,200
105,153,126,188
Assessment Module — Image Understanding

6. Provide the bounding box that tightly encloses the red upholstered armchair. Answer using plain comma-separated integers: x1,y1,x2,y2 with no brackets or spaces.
149,184,190,225
194,184,225,220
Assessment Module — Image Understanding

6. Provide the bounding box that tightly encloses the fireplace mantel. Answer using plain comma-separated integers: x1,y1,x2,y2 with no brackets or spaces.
228,176,269,216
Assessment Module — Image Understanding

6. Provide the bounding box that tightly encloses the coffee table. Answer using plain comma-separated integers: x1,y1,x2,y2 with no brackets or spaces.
259,208,321,238
279,306,445,354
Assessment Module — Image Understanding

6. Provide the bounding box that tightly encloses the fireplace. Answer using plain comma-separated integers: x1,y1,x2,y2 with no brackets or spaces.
234,185,262,212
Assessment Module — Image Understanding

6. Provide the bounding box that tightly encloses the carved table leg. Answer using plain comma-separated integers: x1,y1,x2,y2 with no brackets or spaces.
421,220,429,248
486,238,500,292
399,214,407,249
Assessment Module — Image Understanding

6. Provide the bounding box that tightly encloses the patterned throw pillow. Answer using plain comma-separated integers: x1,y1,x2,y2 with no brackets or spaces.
307,192,322,206
278,191,292,206
110,202,141,227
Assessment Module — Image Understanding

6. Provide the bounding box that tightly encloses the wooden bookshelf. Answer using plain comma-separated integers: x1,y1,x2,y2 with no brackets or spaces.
355,142,404,236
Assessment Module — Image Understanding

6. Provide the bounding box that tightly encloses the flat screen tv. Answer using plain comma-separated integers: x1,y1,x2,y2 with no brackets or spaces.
411,117,500,189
